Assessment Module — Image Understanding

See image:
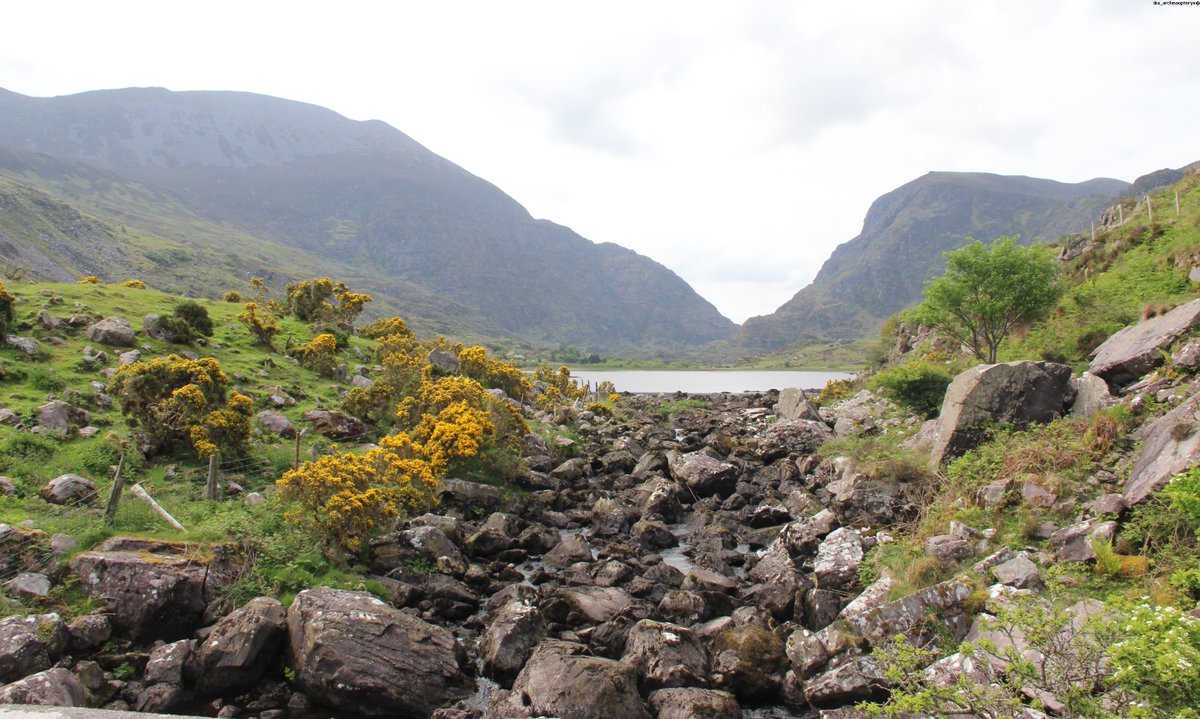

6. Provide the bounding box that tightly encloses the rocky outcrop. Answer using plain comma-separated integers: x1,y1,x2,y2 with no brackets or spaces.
69,538,240,641
929,361,1074,464
286,587,473,717
1089,299,1200,388
1123,391,1200,506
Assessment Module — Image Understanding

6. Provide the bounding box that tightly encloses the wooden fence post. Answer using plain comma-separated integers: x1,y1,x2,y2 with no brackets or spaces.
103,454,126,523
205,453,219,501
1147,196,1154,225
131,484,186,531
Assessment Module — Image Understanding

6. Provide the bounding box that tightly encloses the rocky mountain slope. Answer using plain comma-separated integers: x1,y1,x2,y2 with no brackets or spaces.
737,171,1130,350
0,87,735,353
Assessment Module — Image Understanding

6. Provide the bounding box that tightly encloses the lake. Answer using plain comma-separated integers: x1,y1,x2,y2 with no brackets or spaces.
570,369,853,394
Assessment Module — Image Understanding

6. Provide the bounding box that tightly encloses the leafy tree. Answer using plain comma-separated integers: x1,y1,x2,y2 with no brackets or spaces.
913,237,1062,363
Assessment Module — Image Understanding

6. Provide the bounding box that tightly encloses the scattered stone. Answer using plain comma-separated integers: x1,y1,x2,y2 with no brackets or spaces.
0,667,87,706
85,317,136,347
39,474,97,506
256,411,297,438
190,596,286,696
302,408,367,440
5,335,41,356
648,688,741,719
427,349,458,373
991,553,1044,590
118,349,142,365
1049,520,1117,562
4,572,51,601
813,528,863,591
35,400,91,437
775,388,822,422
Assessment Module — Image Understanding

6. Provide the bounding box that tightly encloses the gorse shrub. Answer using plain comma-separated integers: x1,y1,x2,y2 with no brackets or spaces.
106,355,253,459
284,277,372,326
235,302,280,347
0,280,14,343
290,333,339,377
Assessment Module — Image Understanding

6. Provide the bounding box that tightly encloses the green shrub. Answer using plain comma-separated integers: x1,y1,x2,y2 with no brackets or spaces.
871,361,954,418
28,367,66,392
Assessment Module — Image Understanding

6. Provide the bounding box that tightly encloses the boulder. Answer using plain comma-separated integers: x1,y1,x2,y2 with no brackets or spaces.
924,534,974,568
929,361,1074,464
480,600,545,685
66,614,111,652
1069,372,1114,418
0,667,87,706
256,411,297,438
621,619,709,691
509,639,650,719
1123,392,1200,506
35,400,91,437
0,477,13,496
144,638,194,685
85,316,136,347
648,688,741,719
427,349,458,373
991,553,1044,589
189,596,286,696
802,654,888,705
0,525,52,580
5,335,41,356
39,474,97,506
823,458,918,526
70,538,240,641
775,388,822,422
302,408,368,440
286,587,473,717
0,613,68,684
143,314,185,342
4,572,51,602
668,452,739,498
439,478,503,511
813,528,863,591
710,623,787,698
543,533,593,568
1049,520,1116,562
554,586,634,624
757,419,834,461
1089,299,1200,388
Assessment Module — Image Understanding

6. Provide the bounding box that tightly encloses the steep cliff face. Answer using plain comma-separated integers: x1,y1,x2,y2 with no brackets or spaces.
736,171,1129,349
0,87,735,351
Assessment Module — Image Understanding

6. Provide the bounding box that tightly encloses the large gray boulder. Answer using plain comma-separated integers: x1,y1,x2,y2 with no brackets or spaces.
668,451,740,498
648,688,741,719
0,667,87,706
509,639,650,719
1090,299,1200,388
480,600,545,685
35,401,91,437
775,388,822,421
621,619,710,691
0,614,68,684
1123,391,1200,506
188,596,286,696
39,474,97,506
286,587,473,717
85,316,136,347
813,527,863,591
929,361,1074,465
69,538,240,641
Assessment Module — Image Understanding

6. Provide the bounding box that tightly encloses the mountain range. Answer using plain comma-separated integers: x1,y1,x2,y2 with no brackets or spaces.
0,87,735,353
0,86,1173,359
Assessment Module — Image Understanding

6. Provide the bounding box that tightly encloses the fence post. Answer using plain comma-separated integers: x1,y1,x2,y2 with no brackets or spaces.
205,453,219,501
1177,191,1182,217
1147,196,1154,225
104,454,126,523
131,484,186,531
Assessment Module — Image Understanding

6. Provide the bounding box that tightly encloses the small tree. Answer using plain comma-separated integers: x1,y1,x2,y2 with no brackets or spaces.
912,237,1062,363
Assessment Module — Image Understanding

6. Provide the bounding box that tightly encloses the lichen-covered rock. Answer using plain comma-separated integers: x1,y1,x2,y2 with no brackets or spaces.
189,596,286,696
509,639,650,719
286,587,473,717
710,623,787,699
144,638,194,686
70,538,240,641
648,687,741,719
813,527,863,591
0,667,87,706
668,451,739,498
621,619,709,691
0,613,68,684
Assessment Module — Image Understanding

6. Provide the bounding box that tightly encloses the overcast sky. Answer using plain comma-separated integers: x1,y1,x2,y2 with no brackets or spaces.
3,1,1198,323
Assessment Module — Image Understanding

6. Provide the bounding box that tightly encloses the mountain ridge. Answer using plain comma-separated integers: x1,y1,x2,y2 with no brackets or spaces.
735,170,1130,350
0,87,736,353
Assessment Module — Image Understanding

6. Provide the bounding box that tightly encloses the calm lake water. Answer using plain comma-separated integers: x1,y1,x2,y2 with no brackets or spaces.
570,369,852,394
